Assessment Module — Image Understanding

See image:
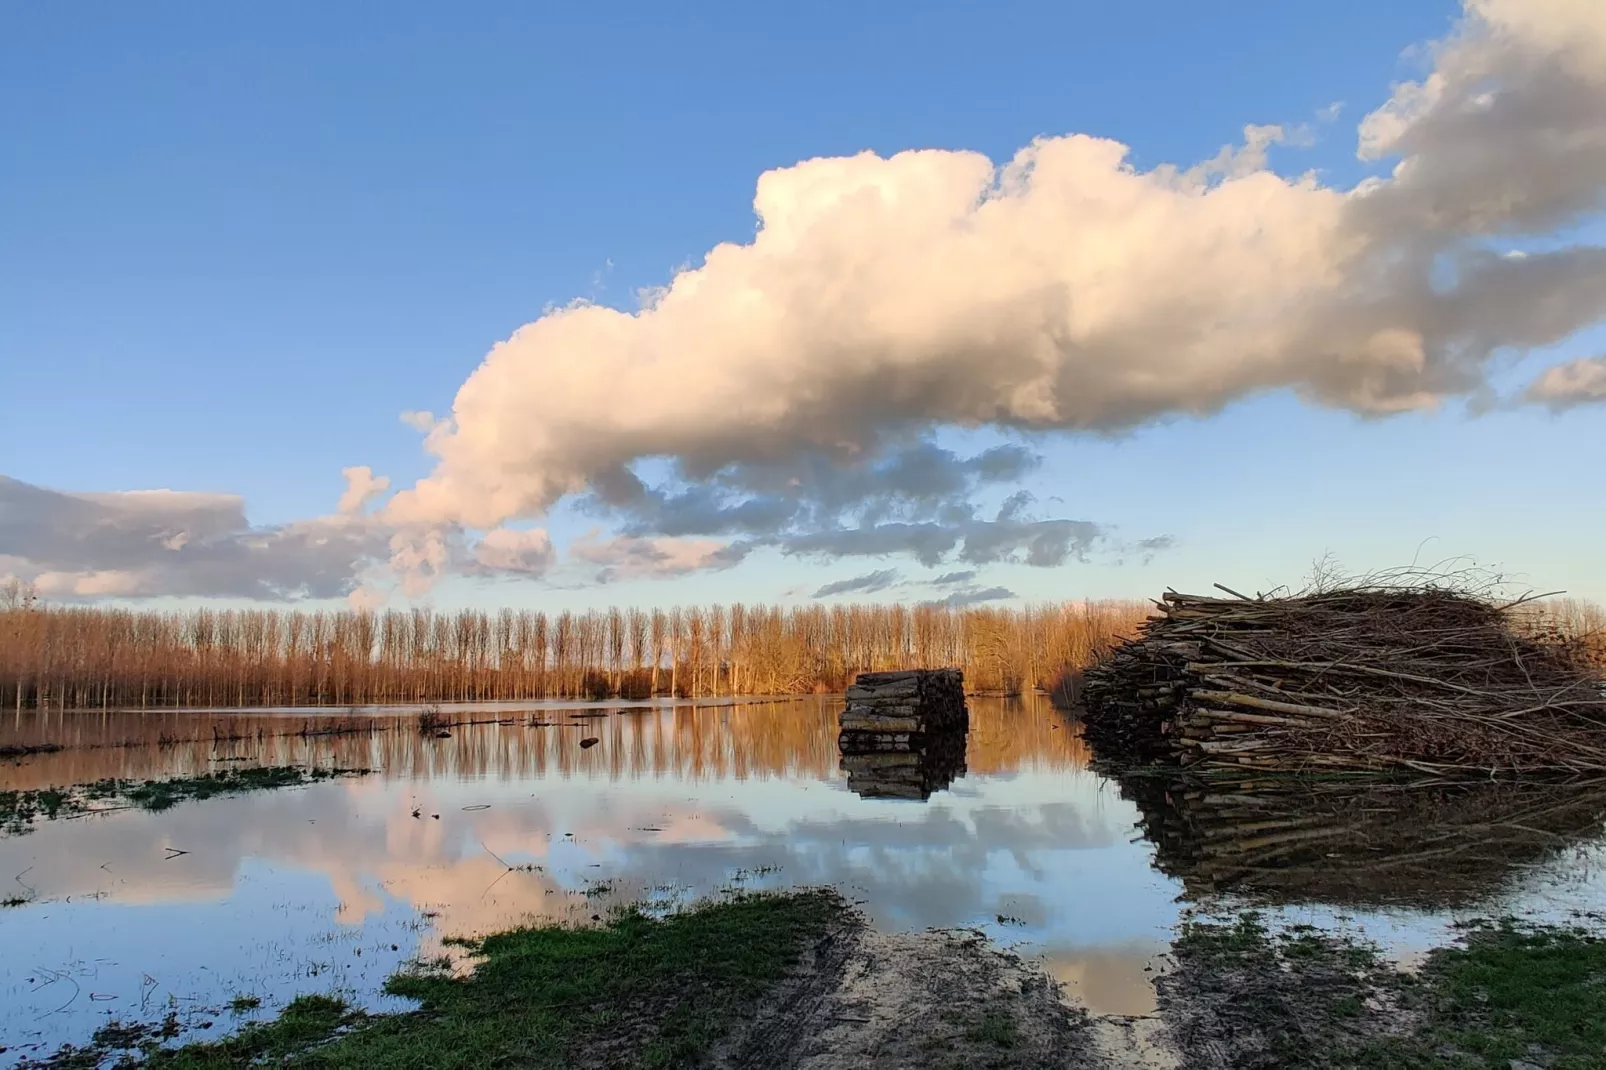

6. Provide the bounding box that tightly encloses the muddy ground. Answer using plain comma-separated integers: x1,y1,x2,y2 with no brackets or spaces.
713,923,1115,1070
717,909,1605,1069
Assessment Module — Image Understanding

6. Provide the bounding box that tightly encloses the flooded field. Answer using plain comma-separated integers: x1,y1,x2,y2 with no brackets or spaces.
3,696,1605,1065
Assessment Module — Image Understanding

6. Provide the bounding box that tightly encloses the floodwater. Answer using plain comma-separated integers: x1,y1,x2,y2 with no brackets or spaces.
3,696,1605,1064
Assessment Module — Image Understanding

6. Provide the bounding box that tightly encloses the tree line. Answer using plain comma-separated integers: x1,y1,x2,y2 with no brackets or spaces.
0,594,1151,710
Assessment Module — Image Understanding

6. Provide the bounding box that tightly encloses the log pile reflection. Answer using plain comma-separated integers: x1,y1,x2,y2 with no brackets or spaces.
839,729,969,800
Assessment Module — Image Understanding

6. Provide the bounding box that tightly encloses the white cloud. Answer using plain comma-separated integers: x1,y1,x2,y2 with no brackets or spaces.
33,569,151,598
399,410,440,433
1525,355,1606,410
569,532,747,583
472,527,555,575
337,465,390,515
386,527,454,598
382,0,1606,545
0,476,387,601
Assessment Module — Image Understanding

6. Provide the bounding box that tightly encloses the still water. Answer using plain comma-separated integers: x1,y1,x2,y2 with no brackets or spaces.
3,696,1605,1063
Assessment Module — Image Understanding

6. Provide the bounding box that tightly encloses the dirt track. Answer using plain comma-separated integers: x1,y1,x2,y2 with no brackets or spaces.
713,920,1179,1070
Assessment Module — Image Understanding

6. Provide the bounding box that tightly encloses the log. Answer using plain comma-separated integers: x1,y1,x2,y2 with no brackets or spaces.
1187,690,1350,720
840,715,922,733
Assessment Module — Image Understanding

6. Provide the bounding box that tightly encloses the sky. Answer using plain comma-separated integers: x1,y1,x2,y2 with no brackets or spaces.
2,0,1603,611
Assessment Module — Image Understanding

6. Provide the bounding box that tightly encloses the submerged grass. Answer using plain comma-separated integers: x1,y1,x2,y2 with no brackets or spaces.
0,742,64,759
0,766,368,835
50,890,847,1069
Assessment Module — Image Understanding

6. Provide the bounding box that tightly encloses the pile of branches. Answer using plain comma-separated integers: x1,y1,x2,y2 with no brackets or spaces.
1116,774,1606,909
1081,582,1606,775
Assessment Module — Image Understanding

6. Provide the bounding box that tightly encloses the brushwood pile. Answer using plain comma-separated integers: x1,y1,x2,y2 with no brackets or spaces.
1081,586,1606,775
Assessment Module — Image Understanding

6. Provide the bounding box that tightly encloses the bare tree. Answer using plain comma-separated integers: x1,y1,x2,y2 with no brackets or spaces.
0,595,1170,709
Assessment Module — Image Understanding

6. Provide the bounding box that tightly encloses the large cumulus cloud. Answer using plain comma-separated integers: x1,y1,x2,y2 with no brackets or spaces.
383,0,1606,563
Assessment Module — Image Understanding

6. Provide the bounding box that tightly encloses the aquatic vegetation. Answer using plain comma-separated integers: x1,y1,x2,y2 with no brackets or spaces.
0,742,63,759
0,766,369,835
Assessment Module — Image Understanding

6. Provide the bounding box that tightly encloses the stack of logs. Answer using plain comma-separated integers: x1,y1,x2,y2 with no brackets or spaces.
838,669,968,800
1081,586,1606,775
838,669,967,743
840,731,968,800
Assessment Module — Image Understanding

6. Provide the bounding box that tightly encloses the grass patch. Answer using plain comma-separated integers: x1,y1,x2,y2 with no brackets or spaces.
1166,912,1606,1070
1,767,368,835
1355,918,1606,1068
58,890,846,1069
963,1011,1019,1049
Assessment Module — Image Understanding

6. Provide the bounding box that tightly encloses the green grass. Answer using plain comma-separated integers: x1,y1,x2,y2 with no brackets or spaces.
1355,919,1606,1069
1,767,368,835
125,995,357,1068
964,1011,1019,1049
106,890,847,1069
1174,912,1606,1070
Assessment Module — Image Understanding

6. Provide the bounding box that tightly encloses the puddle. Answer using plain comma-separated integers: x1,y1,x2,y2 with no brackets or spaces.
2,695,1605,1063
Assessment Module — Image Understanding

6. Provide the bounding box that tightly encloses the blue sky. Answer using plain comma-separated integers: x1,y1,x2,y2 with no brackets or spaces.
2,0,1603,609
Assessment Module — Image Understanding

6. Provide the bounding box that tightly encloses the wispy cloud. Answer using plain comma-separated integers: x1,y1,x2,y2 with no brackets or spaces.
926,585,1016,608
569,532,749,583
930,569,977,587
812,569,902,598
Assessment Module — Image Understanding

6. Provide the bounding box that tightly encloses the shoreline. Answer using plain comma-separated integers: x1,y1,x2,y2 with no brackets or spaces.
15,891,1605,1069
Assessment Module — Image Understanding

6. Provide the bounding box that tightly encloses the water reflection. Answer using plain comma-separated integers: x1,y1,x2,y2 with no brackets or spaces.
1116,772,1606,909
0,696,1176,1062
2,695,1079,791
839,729,968,800
3,697,1605,1064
